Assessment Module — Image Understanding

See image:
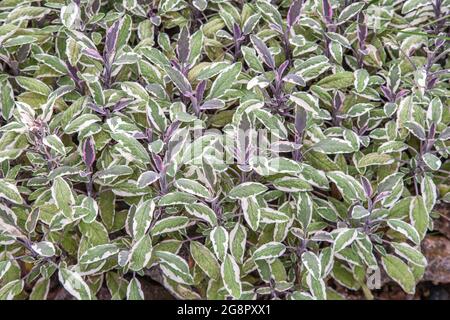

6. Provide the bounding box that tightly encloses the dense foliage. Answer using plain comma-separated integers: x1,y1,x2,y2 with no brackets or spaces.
0,0,449,300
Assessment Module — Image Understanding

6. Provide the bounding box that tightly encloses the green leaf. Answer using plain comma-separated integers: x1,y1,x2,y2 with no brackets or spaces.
0,261,12,279
0,279,24,300
290,92,320,115
421,175,437,214
273,177,312,192
327,171,366,202
402,0,429,14
43,135,66,156
229,223,246,264
121,81,149,101
253,242,285,260
185,203,217,226
221,254,241,299
111,132,151,164
127,277,144,300
190,241,221,280
0,179,23,204
241,196,260,231
0,80,14,120
259,207,290,223
302,251,321,280
156,251,193,285
351,205,370,219
64,114,101,134
422,153,441,171
317,72,354,89
137,171,160,187
95,166,134,180
404,121,426,140
313,138,355,154
427,97,442,124
79,244,119,264
99,190,115,230
51,177,75,218
387,219,421,245
228,182,268,199
355,236,378,269
196,62,230,80
358,153,394,167
241,46,264,72
346,103,374,118
151,216,189,236
31,241,56,257
207,62,241,99
158,192,197,206
378,141,408,153
409,196,428,241
382,254,416,294
129,235,153,271
164,66,192,94
3,35,37,47
391,242,427,267
174,178,211,198
333,228,358,253
30,278,50,300
210,226,229,261
253,108,287,139
338,2,365,22
15,76,51,96
34,53,68,74
306,273,326,300
58,268,92,300
298,56,330,81
132,199,155,240
61,2,80,29
296,192,313,230
298,164,329,189
268,157,302,174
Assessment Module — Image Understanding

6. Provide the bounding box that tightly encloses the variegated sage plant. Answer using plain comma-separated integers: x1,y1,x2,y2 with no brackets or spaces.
0,0,449,300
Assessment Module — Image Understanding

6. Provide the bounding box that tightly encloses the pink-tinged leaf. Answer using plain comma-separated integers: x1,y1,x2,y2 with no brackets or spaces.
295,106,307,135
277,60,289,78
429,122,436,139
105,18,121,60
152,154,164,172
164,66,192,94
177,27,190,64
357,13,367,48
200,99,225,110
395,89,409,101
283,73,305,86
83,48,103,61
374,191,391,204
268,23,283,34
332,90,345,111
195,80,207,102
82,136,96,169
250,35,275,69
87,102,107,115
287,0,303,28
361,176,373,198
113,99,132,112
380,85,394,101
66,62,83,88
163,121,181,141
322,0,333,24
233,23,242,40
